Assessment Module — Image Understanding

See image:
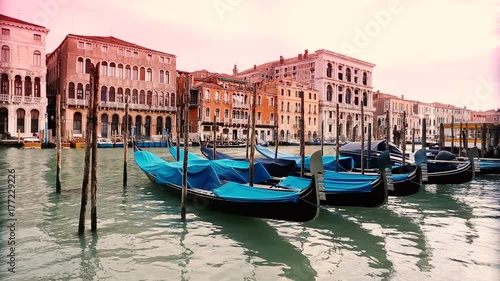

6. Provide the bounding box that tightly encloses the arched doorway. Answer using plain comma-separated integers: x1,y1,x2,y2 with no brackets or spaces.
111,114,119,135
16,108,25,133
156,116,163,135
101,113,108,137
346,115,353,141
135,115,142,136
145,116,151,137
30,109,39,134
166,117,172,135
73,112,82,134
0,107,8,133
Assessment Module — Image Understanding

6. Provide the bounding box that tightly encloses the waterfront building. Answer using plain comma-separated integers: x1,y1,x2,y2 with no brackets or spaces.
0,14,49,137
46,34,177,139
236,49,376,142
261,78,320,143
373,92,418,143
412,101,437,142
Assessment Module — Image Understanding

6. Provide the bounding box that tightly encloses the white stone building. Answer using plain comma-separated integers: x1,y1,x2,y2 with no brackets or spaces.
0,14,49,137
236,49,376,142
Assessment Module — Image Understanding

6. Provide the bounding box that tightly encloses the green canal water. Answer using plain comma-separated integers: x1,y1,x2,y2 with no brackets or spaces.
0,146,499,281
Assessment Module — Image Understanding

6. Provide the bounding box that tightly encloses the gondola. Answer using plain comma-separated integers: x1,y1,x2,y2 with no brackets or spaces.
425,149,500,175
200,145,298,177
255,144,355,172
275,151,392,208
339,140,476,185
133,142,321,222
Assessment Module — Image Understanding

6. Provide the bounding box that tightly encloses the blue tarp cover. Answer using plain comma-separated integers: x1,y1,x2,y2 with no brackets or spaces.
479,159,500,169
170,147,273,184
169,146,206,161
213,182,299,202
277,171,373,193
135,150,299,202
255,145,354,171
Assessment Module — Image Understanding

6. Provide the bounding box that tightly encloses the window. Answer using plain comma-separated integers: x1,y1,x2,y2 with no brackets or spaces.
125,65,131,79
68,82,75,99
126,50,131,57
159,56,165,63
101,61,108,76
33,51,41,66
1,45,10,62
17,109,25,133
77,57,84,73
146,68,152,82
85,43,92,50
109,62,116,77
14,75,22,95
147,54,152,61
165,71,169,84
118,48,124,56
159,70,164,83
1,28,10,35
101,45,108,53
33,34,41,41
1,74,9,95
133,51,139,58
77,41,84,49
132,66,138,80
31,109,39,133
77,83,83,99
166,57,170,63
117,64,123,78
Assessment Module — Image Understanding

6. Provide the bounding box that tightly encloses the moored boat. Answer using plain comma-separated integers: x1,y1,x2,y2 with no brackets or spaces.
23,137,41,149
133,142,321,222
97,137,114,148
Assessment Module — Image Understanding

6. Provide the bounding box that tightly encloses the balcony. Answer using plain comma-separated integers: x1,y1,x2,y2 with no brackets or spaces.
67,98,89,107
233,103,249,109
0,94,9,102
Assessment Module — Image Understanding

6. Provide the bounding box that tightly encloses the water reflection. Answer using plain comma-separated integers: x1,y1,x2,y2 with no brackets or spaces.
79,232,102,280
142,184,317,281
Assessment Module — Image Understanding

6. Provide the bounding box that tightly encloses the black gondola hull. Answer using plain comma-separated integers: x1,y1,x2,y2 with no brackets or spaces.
321,176,387,208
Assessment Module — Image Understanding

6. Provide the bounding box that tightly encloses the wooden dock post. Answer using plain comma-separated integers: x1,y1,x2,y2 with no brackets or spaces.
360,102,365,174
90,62,100,232
246,114,250,159
463,122,468,156
439,123,444,151
474,123,478,147
123,97,129,187
481,123,486,157
422,118,427,150
320,120,324,155
181,74,190,220
367,123,372,169
56,90,62,193
274,113,279,159
385,110,390,151
335,103,340,172
411,128,415,153
78,63,96,235
450,119,455,153
212,114,217,160
402,111,406,165
300,91,305,177
459,122,463,156
249,83,258,186
176,94,181,161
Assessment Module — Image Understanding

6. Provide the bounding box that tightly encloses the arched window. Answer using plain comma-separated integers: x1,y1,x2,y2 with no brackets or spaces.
14,75,22,96
31,109,39,133
117,64,124,78
73,112,82,133
101,86,107,102
215,91,220,102
24,76,32,96
145,116,151,137
125,65,131,79
363,72,368,85
85,58,92,74
345,88,352,104
109,62,116,77
101,61,108,76
16,108,25,133
159,70,164,83
326,63,332,78
224,92,229,103
1,45,10,62
33,51,41,66
326,85,333,101
159,92,164,106
146,91,152,105
156,116,163,135
117,88,123,103
132,89,138,104
224,109,228,118
111,114,119,134
77,57,84,73
85,84,90,100
170,93,175,107
363,92,368,106
165,71,170,84
34,78,41,97
139,67,145,81
346,68,351,82
146,68,152,82
77,83,83,99
1,74,9,95
132,66,138,80
153,91,158,105
125,88,131,103
68,82,75,99
139,90,145,104
108,87,115,102
101,114,108,137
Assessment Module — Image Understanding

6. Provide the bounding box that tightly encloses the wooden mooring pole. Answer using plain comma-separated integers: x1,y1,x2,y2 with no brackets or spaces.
181,74,190,220
56,90,62,193
90,62,100,232
274,113,279,159
249,83,257,186
402,111,406,165
361,102,365,174
411,128,415,153
300,91,305,177
367,123,372,169
459,122,463,156
212,114,217,160
422,118,427,150
321,120,324,155
123,97,129,187
439,123,444,151
385,110,390,151
78,63,95,235
450,119,455,153
474,124,478,147
335,103,340,172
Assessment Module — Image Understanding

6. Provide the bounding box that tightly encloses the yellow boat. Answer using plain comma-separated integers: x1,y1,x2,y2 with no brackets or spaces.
23,137,42,149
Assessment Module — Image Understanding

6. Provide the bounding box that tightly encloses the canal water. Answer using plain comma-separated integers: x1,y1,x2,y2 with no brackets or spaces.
0,146,498,281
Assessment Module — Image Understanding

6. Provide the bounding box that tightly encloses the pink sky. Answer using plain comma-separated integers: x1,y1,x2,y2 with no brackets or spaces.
1,0,498,111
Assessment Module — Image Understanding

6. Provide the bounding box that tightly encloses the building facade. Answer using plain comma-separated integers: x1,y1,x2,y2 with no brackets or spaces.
373,92,418,143
46,34,177,139
0,14,49,137
236,49,376,142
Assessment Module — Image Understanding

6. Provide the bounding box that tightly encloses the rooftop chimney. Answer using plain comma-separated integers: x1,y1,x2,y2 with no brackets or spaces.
253,64,256,70
401,95,404,100
298,54,303,60
280,56,284,64
233,64,238,76
304,49,309,58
